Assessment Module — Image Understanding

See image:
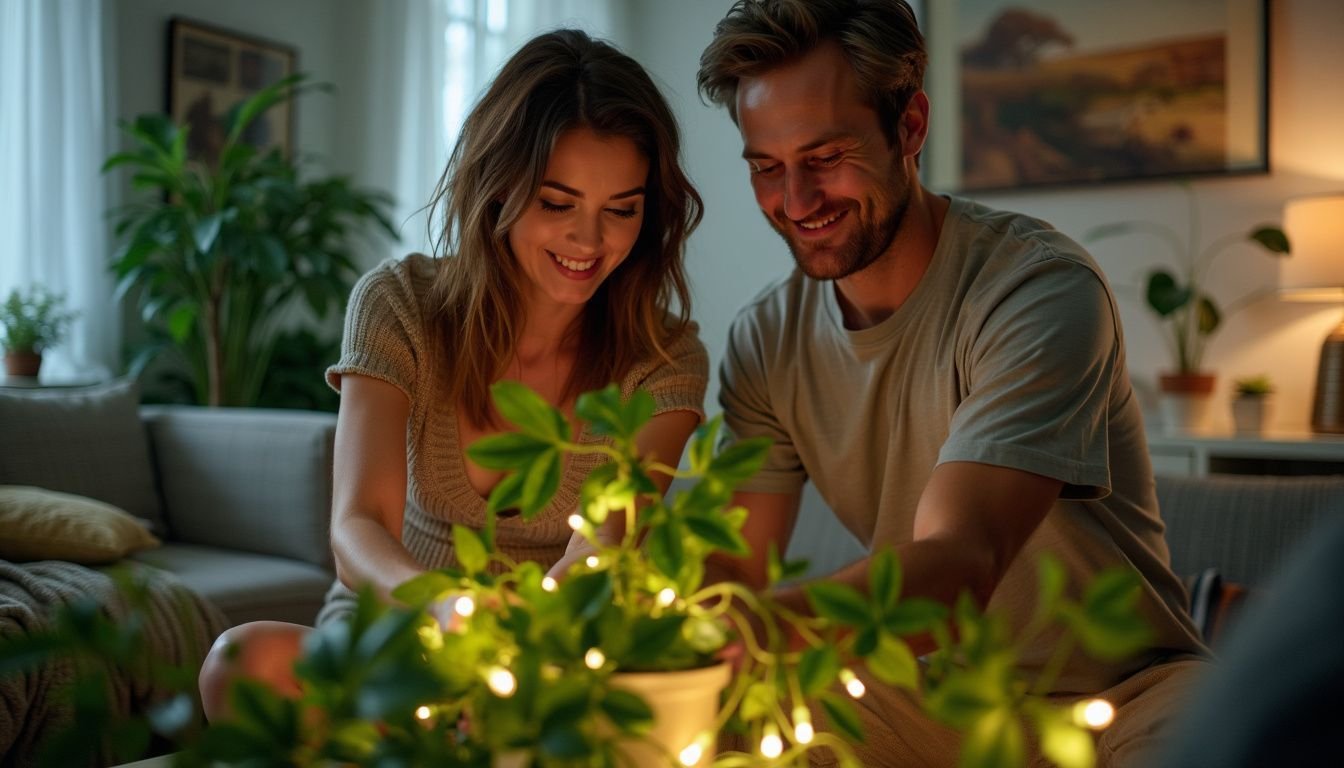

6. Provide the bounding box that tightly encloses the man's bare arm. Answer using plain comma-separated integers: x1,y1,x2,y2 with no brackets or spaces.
752,462,1062,654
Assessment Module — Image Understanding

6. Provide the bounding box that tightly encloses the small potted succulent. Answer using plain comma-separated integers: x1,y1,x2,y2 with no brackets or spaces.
1231,375,1274,434
0,285,78,379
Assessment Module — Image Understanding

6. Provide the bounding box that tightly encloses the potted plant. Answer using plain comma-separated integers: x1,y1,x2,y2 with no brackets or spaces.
103,74,398,407
2,384,1150,768
0,285,78,379
1084,183,1290,432
1231,374,1274,434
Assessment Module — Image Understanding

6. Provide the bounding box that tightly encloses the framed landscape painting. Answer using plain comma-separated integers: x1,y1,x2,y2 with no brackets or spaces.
166,18,297,167
921,0,1268,193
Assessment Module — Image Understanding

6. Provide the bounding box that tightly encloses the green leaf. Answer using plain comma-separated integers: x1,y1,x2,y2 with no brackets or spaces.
539,720,592,759
192,213,223,255
819,692,866,742
390,571,458,606
1249,226,1290,254
167,304,196,343
647,521,686,578
1146,270,1190,317
1032,704,1096,768
881,598,948,636
519,448,561,518
491,380,569,441
467,432,555,470
1196,294,1220,335
600,689,654,735
870,549,902,611
485,470,526,518
562,571,613,621
960,706,1025,768
798,645,841,696
740,682,775,721
683,513,750,555
452,525,488,574
575,384,625,437
1035,555,1067,623
623,615,687,666
688,415,722,474
865,634,919,690
805,582,872,626
708,437,771,485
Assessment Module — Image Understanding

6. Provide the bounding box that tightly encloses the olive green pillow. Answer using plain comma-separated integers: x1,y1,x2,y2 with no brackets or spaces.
0,485,161,564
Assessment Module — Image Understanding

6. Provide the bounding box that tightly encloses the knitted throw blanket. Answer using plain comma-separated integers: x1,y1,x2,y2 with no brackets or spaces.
0,559,228,766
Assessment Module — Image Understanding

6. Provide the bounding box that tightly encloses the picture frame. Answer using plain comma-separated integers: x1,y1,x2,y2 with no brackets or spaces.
166,18,297,167
920,0,1269,193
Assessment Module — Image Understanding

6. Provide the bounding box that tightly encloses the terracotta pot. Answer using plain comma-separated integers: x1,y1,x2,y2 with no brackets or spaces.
1157,372,1216,434
1158,372,1216,395
3,350,41,378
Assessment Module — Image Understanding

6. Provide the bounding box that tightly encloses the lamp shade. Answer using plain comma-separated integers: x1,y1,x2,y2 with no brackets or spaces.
1282,193,1344,301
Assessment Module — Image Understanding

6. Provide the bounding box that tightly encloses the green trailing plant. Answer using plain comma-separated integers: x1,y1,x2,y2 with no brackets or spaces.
0,285,77,355
1084,183,1290,376
103,73,398,407
3,384,1152,768
1233,374,1274,397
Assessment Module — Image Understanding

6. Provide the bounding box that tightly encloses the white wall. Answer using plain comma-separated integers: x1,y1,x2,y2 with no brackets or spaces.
626,0,1344,437
115,0,348,177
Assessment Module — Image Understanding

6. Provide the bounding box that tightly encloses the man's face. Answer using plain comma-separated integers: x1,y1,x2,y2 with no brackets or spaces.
736,41,912,281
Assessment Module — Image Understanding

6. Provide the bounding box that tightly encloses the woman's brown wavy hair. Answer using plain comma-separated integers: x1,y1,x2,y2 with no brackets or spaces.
426,29,702,428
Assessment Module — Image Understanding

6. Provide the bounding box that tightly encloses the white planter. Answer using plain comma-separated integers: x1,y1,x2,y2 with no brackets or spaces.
609,662,732,768
1231,395,1271,434
1158,391,1215,434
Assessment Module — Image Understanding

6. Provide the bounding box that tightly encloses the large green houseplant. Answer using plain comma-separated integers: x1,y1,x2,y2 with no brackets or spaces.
2,384,1149,767
1083,184,1290,397
103,74,398,407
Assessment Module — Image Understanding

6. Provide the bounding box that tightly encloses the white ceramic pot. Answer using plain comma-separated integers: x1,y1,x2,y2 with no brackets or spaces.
1231,394,1271,434
609,662,732,768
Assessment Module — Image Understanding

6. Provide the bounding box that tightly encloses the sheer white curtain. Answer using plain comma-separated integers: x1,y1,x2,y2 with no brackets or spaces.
0,0,117,379
356,0,621,263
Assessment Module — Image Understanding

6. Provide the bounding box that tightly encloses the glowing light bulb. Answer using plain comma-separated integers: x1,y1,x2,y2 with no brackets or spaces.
1074,698,1115,729
657,588,677,607
541,576,558,592
792,706,814,744
760,724,783,759
567,514,585,531
839,668,866,699
678,742,704,766
585,555,600,568
415,705,432,720
584,647,606,669
453,595,475,617
486,666,517,697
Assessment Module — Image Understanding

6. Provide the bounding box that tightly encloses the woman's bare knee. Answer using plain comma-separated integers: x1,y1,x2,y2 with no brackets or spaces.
199,621,309,722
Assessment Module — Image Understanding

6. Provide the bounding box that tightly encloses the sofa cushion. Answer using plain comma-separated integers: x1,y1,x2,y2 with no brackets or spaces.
132,543,333,627
0,379,165,533
0,485,161,563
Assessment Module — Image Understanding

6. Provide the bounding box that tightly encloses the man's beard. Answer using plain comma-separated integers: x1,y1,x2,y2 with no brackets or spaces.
772,158,912,281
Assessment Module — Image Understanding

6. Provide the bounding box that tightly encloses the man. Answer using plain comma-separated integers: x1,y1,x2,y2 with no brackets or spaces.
696,1,1207,764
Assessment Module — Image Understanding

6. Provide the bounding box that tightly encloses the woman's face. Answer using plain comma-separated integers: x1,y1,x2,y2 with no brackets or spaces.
507,127,650,317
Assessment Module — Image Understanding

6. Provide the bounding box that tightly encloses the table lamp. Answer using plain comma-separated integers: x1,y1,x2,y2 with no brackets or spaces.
1282,193,1344,433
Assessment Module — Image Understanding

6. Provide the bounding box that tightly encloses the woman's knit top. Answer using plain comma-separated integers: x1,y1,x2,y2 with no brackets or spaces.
325,253,709,571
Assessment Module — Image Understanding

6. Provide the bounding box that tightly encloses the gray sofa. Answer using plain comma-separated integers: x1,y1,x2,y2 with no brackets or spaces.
0,379,336,627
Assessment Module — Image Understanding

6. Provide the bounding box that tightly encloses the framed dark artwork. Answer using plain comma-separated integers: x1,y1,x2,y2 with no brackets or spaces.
166,18,297,166
920,0,1268,193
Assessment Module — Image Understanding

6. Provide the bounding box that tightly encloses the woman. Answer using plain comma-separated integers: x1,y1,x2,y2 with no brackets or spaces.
199,28,707,719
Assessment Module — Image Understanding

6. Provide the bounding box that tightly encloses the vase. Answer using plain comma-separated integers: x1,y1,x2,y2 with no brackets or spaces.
1158,372,1216,434
1231,395,1271,434
608,662,732,768
3,350,41,379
